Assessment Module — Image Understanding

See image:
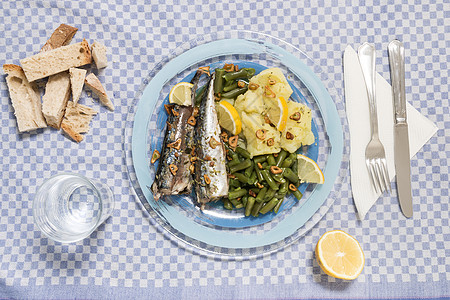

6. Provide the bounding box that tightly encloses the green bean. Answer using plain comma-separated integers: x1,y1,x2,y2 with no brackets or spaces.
236,147,252,159
223,68,255,81
224,80,236,87
230,198,243,208
279,181,288,194
272,173,286,184
229,159,252,174
291,155,298,174
260,169,279,191
228,188,247,199
283,168,299,185
251,201,264,217
233,172,248,184
222,82,238,92
288,152,297,161
223,199,233,210
275,150,288,167
255,187,268,203
260,198,280,214
264,188,277,201
245,196,255,216
281,157,294,168
253,155,267,164
228,153,241,167
274,191,286,199
248,171,257,185
292,190,303,201
229,178,241,188
244,68,256,77
214,68,225,94
194,85,207,106
261,162,269,169
274,199,284,214
221,87,247,99
242,195,248,207
254,167,264,182
267,154,276,166
244,163,253,178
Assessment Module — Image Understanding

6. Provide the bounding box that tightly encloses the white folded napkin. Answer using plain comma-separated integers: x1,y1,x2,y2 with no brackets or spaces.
344,45,438,220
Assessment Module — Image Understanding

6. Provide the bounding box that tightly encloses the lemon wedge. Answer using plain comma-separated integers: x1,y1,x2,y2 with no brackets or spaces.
296,154,325,184
217,100,242,135
266,96,288,132
169,82,194,106
316,230,365,280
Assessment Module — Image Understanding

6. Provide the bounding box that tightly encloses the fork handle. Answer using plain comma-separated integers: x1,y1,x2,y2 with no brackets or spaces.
358,43,379,139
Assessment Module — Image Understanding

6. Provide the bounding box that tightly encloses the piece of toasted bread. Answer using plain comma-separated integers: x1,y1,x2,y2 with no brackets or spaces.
69,67,87,104
41,71,71,129
41,24,78,52
3,64,47,132
20,39,92,82
91,41,108,69
60,101,97,142
84,73,114,111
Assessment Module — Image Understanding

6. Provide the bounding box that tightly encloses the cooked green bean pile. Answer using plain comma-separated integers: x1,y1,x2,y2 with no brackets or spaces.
224,145,303,217
214,65,255,99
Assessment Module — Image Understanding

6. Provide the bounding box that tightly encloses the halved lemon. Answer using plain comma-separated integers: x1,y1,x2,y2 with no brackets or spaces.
315,230,365,280
266,96,288,132
217,100,242,135
169,82,194,106
297,154,325,184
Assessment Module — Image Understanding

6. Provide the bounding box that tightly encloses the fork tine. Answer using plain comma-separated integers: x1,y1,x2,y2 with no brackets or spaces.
366,160,378,193
376,161,388,193
373,162,384,193
369,161,382,194
380,160,391,193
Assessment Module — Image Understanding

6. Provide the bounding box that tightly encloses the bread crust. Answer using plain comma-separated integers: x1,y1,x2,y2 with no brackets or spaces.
61,121,83,143
41,24,78,52
20,39,92,81
84,73,114,111
3,64,47,132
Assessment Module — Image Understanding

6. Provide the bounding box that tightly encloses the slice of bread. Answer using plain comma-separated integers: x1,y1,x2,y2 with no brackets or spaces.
91,41,108,69
20,39,92,82
41,71,71,129
3,64,47,132
61,101,97,142
41,24,78,52
84,73,114,111
69,67,86,104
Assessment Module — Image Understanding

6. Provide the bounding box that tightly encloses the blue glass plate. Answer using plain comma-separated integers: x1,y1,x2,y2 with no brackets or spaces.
125,31,349,258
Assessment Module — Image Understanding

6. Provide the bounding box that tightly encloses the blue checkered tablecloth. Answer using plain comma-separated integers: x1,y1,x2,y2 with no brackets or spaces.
0,1,448,299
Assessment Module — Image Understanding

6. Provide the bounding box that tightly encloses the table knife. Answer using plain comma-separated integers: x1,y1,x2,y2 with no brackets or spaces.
388,40,413,218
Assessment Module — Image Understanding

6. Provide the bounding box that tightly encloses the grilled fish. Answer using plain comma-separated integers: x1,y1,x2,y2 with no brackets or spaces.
194,73,229,206
151,71,203,200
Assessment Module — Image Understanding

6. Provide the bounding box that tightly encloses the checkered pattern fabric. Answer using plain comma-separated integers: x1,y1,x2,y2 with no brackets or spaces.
0,0,448,299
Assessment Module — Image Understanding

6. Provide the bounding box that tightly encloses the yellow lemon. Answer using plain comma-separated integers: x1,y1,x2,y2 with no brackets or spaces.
217,100,242,135
315,230,365,280
297,154,325,184
169,82,194,106
266,96,288,132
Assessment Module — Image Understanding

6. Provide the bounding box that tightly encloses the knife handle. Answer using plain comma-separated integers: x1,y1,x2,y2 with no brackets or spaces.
388,40,407,124
358,42,379,138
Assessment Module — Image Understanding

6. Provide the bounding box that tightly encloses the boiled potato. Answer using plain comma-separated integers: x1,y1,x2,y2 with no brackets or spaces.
241,112,281,156
234,89,265,115
250,68,293,102
280,100,315,153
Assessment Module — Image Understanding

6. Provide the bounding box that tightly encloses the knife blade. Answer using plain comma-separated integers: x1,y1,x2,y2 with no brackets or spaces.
388,40,413,218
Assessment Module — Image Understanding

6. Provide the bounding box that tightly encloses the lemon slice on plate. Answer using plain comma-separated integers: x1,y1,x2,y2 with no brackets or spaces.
169,82,194,106
266,96,288,132
217,100,242,135
297,154,325,184
315,230,365,280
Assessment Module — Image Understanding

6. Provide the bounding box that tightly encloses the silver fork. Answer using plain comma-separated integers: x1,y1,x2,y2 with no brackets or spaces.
358,42,391,194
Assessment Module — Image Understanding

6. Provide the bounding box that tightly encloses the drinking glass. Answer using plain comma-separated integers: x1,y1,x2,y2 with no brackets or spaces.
33,172,115,243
